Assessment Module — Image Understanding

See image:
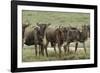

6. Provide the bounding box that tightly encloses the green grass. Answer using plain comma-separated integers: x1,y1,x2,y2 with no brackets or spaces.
22,47,90,62
22,10,90,62
22,10,90,28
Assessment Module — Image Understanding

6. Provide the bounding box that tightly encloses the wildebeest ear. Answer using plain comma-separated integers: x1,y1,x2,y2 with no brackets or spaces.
36,23,40,26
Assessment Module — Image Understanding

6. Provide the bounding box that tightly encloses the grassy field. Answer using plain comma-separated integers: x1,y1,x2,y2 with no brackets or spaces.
22,46,90,62
22,10,90,28
22,10,90,62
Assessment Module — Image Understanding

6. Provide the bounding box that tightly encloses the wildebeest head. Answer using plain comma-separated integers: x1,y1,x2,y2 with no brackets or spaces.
65,26,81,42
23,24,30,29
82,25,90,38
22,21,30,29
59,26,72,41
56,26,66,42
37,23,51,39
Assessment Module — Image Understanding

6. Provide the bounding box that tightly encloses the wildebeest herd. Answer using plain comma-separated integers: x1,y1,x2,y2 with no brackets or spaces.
22,22,90,57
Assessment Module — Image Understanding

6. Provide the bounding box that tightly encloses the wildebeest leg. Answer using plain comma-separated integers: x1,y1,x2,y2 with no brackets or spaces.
62,42,67,54
58,44,62,57
45,42,49,57
63,45,67,54
83,42,86,54
67,43,70,53
75,42,78,53
64,46,66,54
41,44,44,56
65,42,70,53
63,42,70,54
35,45,37,56
45,47,48,57
39,45,41,55
39,45,44,56
53,43,57,54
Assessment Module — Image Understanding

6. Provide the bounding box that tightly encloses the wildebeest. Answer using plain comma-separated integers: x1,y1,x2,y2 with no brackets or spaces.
78,25,90,53
22,23,30,48
43,26,66,57
63,25,90,54
23,23,51,56
63,27,80,53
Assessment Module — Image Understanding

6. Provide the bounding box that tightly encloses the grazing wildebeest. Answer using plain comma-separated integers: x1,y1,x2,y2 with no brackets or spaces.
63,25,90,54
24,23,51,56
43,26,66,57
